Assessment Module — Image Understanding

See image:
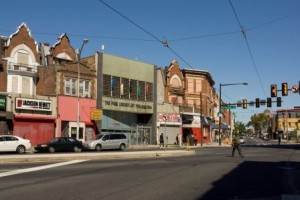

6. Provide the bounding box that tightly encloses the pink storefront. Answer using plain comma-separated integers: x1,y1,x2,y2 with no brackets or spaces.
57,96,97,141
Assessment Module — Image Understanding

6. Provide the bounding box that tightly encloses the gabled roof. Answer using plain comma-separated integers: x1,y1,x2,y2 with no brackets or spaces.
52,33,70,49
6,23,38,48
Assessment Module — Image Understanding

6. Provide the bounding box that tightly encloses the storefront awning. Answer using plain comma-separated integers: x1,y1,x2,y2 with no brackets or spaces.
14,114,56,121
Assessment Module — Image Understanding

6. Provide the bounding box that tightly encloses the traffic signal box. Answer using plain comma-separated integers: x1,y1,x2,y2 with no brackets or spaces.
267,98,272,107
277,97,282,107
270,84,277,97
255,98,260,108
282,82,288,96
242,99,247,109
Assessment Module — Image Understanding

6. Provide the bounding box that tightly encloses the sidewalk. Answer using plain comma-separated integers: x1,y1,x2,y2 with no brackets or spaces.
0,142,232,164
0,148,197,164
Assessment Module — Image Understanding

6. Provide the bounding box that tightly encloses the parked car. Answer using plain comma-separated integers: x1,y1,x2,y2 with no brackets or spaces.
0,135,32,154
84,133,129,151
34,137,83,153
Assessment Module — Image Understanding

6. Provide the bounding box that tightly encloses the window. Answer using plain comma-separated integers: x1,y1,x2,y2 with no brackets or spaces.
171,77,180,88
72,79,76,95
8,75,34,95
65,78,90,97
22,77,30,94
195,80,201,93
79,80,83,97
65,78,71,95
84,81,90,97
187,79,194,93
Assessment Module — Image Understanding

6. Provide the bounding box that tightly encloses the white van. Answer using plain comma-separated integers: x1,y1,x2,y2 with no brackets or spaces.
83,133,129,151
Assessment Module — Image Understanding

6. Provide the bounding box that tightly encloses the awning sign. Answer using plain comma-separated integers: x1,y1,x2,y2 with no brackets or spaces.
16,98,52,112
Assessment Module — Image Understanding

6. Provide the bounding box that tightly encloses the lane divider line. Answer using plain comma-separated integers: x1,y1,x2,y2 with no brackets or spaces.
0,159,88,178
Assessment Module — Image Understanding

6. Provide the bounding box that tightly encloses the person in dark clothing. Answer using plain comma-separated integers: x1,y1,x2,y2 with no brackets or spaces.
175,134,179,145
159,133,164,148
278,133,281,145
232,133,244,157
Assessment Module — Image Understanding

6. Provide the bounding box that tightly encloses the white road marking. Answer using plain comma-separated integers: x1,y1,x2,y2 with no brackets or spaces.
0,160,88,178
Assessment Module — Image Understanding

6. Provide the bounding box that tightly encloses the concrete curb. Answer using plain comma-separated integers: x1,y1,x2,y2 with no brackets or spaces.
0,150,197,163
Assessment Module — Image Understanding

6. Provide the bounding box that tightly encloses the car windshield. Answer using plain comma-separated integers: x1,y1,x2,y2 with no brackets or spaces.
96,134,104,140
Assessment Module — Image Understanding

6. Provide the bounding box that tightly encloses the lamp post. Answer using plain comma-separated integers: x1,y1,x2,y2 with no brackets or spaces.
200,92,203,146
77,39,89,140
218,82,247,146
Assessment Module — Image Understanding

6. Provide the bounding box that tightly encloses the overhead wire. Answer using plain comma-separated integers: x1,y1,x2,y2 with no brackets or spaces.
228,0,267,98
97,0,194,69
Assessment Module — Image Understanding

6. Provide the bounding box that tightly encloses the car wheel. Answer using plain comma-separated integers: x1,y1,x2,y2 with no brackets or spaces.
73,146,81,152
120,144,126,151
16,145,26,154
95,144,102,151
48,146,55,153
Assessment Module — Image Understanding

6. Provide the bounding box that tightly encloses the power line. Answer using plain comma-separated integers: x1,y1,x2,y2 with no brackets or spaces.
97,0,194,68
229,0,267,97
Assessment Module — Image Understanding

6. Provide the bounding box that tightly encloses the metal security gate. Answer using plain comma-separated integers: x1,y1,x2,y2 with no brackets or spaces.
130,125,152,145
158,126,180,145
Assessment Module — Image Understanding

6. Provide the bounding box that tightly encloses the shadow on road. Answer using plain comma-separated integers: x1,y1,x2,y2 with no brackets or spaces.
198,159,300,200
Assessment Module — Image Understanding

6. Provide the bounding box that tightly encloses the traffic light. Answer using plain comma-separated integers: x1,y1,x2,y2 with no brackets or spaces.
255,98,260,108
277,97,282,107
267,98,272,107
270,84,277,97
242,99,247,109
282,82,288,96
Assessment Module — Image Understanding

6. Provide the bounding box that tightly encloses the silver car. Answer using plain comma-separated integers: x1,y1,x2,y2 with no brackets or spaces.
239,136,245,144
84,133,129,151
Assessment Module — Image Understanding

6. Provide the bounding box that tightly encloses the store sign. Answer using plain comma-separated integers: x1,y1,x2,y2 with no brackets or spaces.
102,97,153,114
0,96,6,111
16,98,52,112
91,109,102,120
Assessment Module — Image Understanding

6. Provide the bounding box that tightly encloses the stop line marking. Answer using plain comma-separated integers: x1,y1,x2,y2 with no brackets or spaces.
0,160,88,178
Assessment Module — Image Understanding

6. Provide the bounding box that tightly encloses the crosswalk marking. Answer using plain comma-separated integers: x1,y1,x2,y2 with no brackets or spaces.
0,160,88,178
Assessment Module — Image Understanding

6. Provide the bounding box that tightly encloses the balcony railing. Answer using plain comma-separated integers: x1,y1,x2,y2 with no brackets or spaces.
169,87,184,95
8,62,38,73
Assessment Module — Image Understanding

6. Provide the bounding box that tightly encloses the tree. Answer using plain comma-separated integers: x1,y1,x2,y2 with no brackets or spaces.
235,121,246,134
247,109,270,135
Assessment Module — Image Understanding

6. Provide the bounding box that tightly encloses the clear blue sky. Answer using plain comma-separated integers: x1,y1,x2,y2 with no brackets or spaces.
1,0,300,124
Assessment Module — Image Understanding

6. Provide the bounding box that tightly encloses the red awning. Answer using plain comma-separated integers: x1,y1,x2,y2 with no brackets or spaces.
84,121,95,126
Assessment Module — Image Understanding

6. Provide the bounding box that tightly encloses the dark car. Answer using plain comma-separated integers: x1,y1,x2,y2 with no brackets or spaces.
34,137,83,153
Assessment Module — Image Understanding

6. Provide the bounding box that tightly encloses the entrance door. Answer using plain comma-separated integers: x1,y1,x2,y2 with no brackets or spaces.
134,125,152,145
69,122,85,141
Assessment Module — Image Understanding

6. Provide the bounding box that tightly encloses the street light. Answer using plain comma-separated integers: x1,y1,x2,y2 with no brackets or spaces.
218,82,248,146
77,39,89,140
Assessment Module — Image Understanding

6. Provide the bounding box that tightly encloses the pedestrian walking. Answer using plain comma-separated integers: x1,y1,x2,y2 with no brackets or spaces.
232,133,244,157
159,133,164,148
176,134,179,145
278,133,281,145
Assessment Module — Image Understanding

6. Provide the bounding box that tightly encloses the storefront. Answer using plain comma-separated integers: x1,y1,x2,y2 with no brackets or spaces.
0,94,13,135
181,112,212,145
13,97,55,145
57,96,97,141
157,113,181,145
96,52,156,145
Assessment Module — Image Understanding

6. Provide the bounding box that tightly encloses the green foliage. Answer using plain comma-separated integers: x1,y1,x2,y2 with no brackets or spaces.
247,110,270,134
235,121,246,134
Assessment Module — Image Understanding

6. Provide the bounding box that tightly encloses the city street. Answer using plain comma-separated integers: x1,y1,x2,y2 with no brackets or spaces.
0,142,300,200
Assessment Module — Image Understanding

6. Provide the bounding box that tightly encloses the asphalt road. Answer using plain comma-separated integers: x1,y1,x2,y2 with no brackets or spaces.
0,144,300,200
